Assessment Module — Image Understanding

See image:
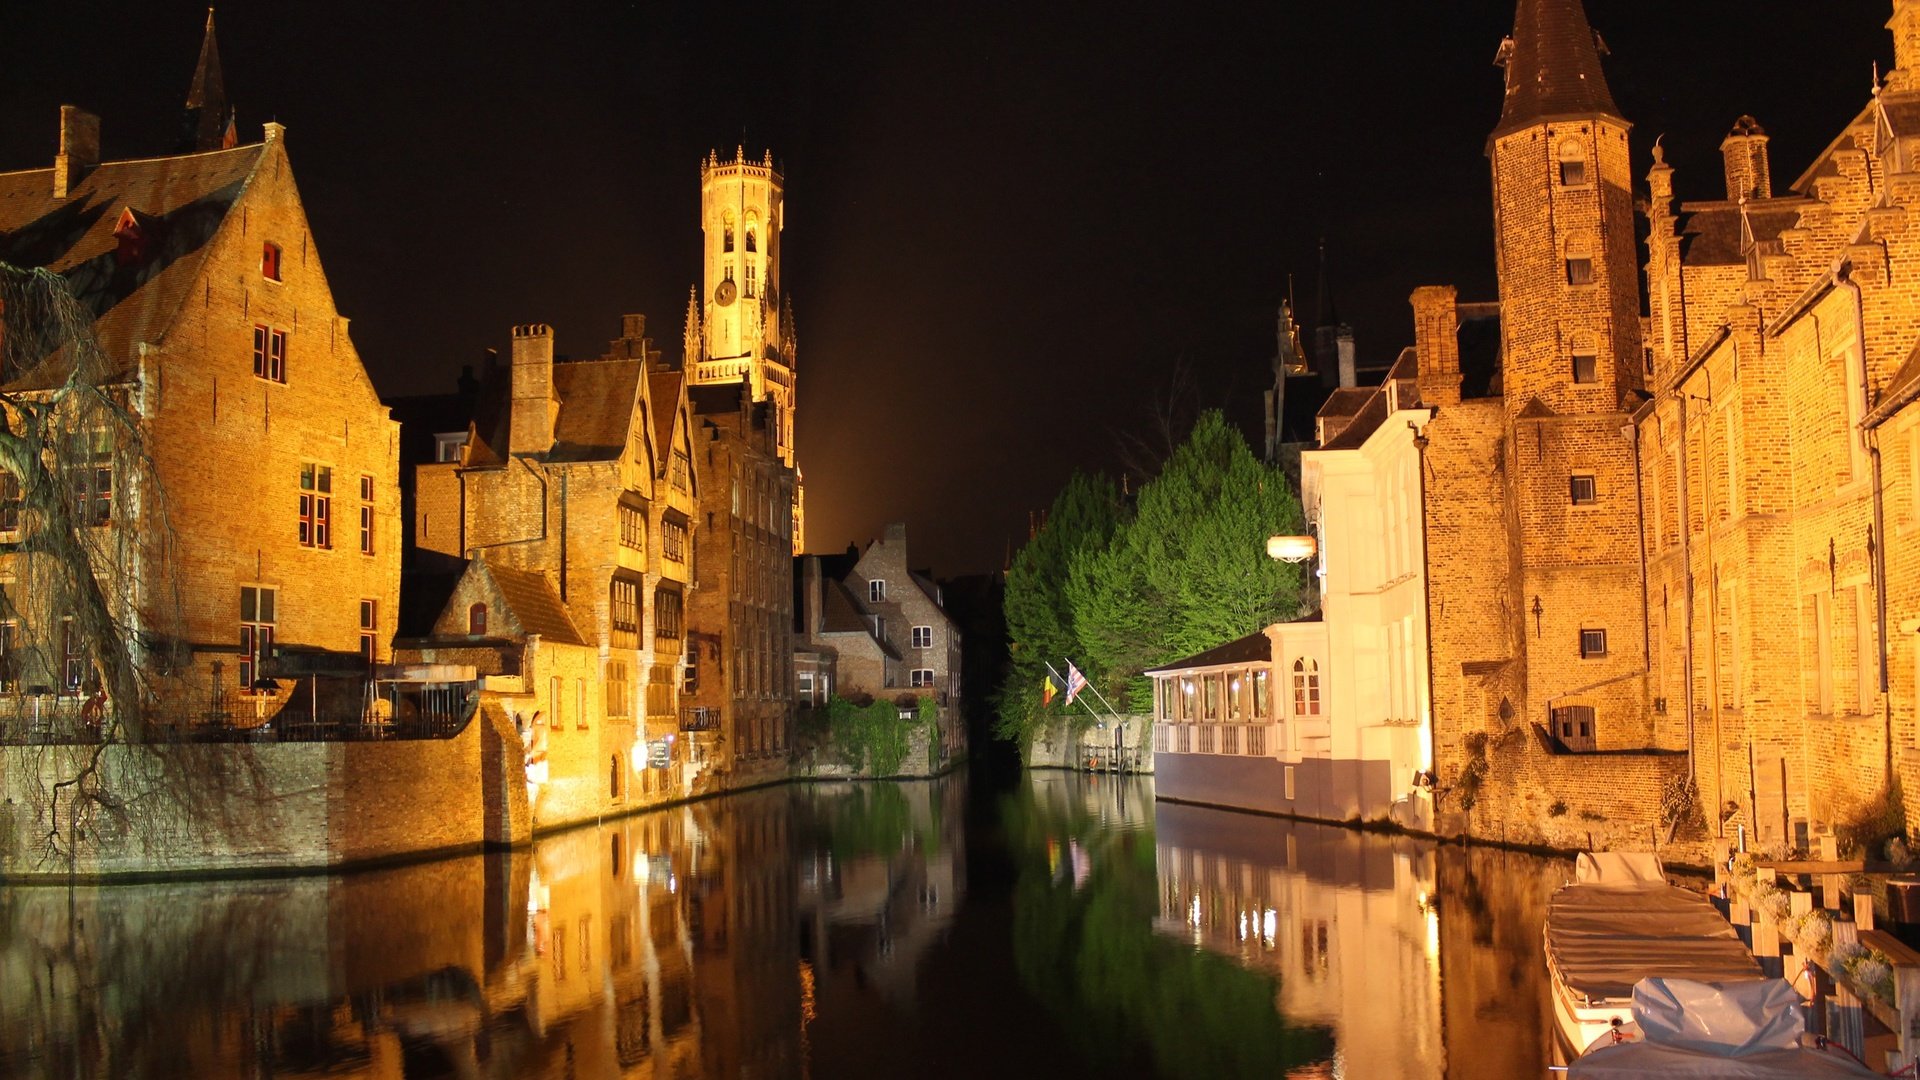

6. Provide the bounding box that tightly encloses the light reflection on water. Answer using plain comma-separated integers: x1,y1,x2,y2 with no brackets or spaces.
0,770,1567,1079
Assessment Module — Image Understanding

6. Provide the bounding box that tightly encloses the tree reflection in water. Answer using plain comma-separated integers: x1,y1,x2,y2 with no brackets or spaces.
1005,776,1336,1078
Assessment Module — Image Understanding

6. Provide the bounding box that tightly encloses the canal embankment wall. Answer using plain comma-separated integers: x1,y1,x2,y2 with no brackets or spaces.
1024,715,1154,771
0,708,529,880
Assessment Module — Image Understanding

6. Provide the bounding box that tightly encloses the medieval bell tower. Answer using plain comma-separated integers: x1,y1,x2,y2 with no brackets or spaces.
688,146,802,548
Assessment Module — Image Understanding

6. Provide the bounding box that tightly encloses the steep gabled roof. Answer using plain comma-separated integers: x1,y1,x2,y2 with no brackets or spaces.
1491,0,1625,141
549,359,643,462
0,143,265,389
649,370,685,472
482,563,587,646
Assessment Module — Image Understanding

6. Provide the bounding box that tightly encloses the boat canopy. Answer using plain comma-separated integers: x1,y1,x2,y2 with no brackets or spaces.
1569,978,1878,1078
1548,871,1762,1004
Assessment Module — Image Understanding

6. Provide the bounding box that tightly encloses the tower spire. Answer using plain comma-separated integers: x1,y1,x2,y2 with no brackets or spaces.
181,8,231,152
1492,0,1623,141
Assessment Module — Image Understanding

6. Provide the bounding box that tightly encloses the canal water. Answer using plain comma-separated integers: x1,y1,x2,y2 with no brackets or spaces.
0,769,1570,1078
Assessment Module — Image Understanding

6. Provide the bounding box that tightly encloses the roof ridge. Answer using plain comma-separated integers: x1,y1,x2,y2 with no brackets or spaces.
0,141,263,179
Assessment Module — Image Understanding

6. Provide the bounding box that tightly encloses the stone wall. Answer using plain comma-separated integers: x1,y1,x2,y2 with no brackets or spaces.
0,707,525,879
1023,715,1155,772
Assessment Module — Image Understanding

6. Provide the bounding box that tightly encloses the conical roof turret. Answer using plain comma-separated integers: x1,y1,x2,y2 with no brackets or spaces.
1491,0,1624,140
181,9,231,152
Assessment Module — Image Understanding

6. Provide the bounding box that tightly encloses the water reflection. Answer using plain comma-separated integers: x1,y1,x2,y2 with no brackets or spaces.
0,770,1566,1079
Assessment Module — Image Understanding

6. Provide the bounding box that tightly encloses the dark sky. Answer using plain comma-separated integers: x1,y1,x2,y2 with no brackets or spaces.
0,2,1889,575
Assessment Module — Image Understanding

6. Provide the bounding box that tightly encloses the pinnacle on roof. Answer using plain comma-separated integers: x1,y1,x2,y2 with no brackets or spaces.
1491,0,1625,141
1312,238,1340,329
181,8,232,153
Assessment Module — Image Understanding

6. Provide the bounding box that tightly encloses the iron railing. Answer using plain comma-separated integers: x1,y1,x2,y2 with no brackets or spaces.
680,706,720,732
0,681,479,745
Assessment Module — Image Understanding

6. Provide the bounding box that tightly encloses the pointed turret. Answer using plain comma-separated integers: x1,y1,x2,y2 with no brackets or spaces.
1311,240,1356,389
180,9,230,153
683,286,704,367
1491,0,1623,141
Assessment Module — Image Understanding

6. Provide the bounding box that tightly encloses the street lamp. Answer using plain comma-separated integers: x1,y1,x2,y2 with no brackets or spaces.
1266,534,1317,564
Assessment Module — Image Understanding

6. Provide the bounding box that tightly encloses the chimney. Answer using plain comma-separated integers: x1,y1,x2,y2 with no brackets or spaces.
883,522,907,549
53,106,100,199
1335,327,1357,389
1720,116,1771,201
803,556,824,636
509,324,558,456
1411,286,1462,404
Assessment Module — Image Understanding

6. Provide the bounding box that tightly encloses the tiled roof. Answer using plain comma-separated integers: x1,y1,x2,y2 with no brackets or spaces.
820,579,871,634
549,359,643,462
1317,387,1389,450
1144,629,1274,675
0,143,265,389
484,563,586,647
1317,387,1372,419
1492,0,1624,140
1676,204,1743,267
649,371,684,468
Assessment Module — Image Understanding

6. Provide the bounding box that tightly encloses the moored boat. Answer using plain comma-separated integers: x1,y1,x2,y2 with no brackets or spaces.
1545,852,1764,1055
1567,977,1878,1078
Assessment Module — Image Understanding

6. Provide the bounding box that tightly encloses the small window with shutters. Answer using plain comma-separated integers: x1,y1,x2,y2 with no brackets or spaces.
1557,139,1588,186
1570,474,1597,505
1571,333,1598,384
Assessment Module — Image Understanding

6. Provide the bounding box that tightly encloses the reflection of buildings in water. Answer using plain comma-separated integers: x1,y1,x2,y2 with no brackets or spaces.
1153,802,1446,1079
797,779,967,1009
1024,768,1156,836
1434,844,1561,1080
0,790,816,1080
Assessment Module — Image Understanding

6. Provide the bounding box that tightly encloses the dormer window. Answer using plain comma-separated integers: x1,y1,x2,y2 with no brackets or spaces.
261,241,282,282
112,208,157,266
1557,139,1588,186
869,579,886,603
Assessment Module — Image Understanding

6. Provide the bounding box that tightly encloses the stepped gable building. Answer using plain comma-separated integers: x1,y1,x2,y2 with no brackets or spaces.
682,381,797,776
0,14,400,712
1635,0,1920,846
405,315,701,823
795,524,965,761
682,148,803,553
1270,0,1920,852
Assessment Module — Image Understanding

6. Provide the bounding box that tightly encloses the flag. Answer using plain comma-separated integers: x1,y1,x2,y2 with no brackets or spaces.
1065,662,1088,706
1042,675,1058,706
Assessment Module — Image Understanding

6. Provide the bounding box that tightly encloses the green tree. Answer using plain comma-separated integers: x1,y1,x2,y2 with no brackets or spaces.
1070,411,1304,709
997,472,1123,743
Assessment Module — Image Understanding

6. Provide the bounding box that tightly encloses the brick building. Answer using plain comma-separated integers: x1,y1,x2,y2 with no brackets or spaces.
795,523,964,761
0,17,400,719
1267,0,1920,853
406,315,699,823
682,382,797,776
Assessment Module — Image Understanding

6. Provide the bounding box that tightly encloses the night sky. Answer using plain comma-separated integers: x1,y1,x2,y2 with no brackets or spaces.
0,3,1890,574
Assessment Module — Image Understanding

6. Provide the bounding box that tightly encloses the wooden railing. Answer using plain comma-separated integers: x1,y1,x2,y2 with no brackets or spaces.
1152,720,1281,758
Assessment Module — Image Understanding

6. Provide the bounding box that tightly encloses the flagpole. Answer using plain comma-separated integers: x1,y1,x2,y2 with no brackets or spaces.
1044,661,1108,724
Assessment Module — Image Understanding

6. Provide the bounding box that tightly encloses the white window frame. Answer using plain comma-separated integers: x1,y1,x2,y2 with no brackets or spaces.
911,624,933,649
869,579,887,603
910,668,935,688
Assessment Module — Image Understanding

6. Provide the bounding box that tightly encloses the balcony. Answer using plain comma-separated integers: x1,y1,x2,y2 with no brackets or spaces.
0,675,480,745
681,706,720,733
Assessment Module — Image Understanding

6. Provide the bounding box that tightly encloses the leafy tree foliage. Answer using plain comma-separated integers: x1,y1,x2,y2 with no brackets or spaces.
1001,411,1306,726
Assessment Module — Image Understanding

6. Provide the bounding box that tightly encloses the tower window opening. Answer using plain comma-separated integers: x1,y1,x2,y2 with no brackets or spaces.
1569,474,1597,505
746,227,757,253
1571,333,1598,384
723,220,735,253
1557,139,1588,186
1565,257,1594,286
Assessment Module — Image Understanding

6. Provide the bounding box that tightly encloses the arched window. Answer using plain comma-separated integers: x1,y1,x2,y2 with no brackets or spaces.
611,755,622,799
1557,139,1588,186
723,213,735,253
1292,658,1320,716
746,226,757,253
1570,331,1598,384
1564,234,1594,286
468,602,488,636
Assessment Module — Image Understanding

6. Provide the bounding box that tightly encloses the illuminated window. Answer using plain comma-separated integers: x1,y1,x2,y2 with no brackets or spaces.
1570,474,1597,505
1291,657,1320,715
261,241,282,281
239,586,276,692
1252,669,1269,718
684,642,699,694
468,602,488,636
298,464,331,548
1203,674,1220,720
64,430,113,527
253,325,287,383
1557,139,1588,186
61,618,89,696
911,625,932,648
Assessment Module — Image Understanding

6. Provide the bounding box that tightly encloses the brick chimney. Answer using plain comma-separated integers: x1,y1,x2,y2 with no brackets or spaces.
1411,285,1461,390
53,106,100,199
1721,116,1771,201
509,324,558,456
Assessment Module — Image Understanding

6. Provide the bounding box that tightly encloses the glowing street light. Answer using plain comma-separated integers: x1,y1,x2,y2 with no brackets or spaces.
1265,534,1317,564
